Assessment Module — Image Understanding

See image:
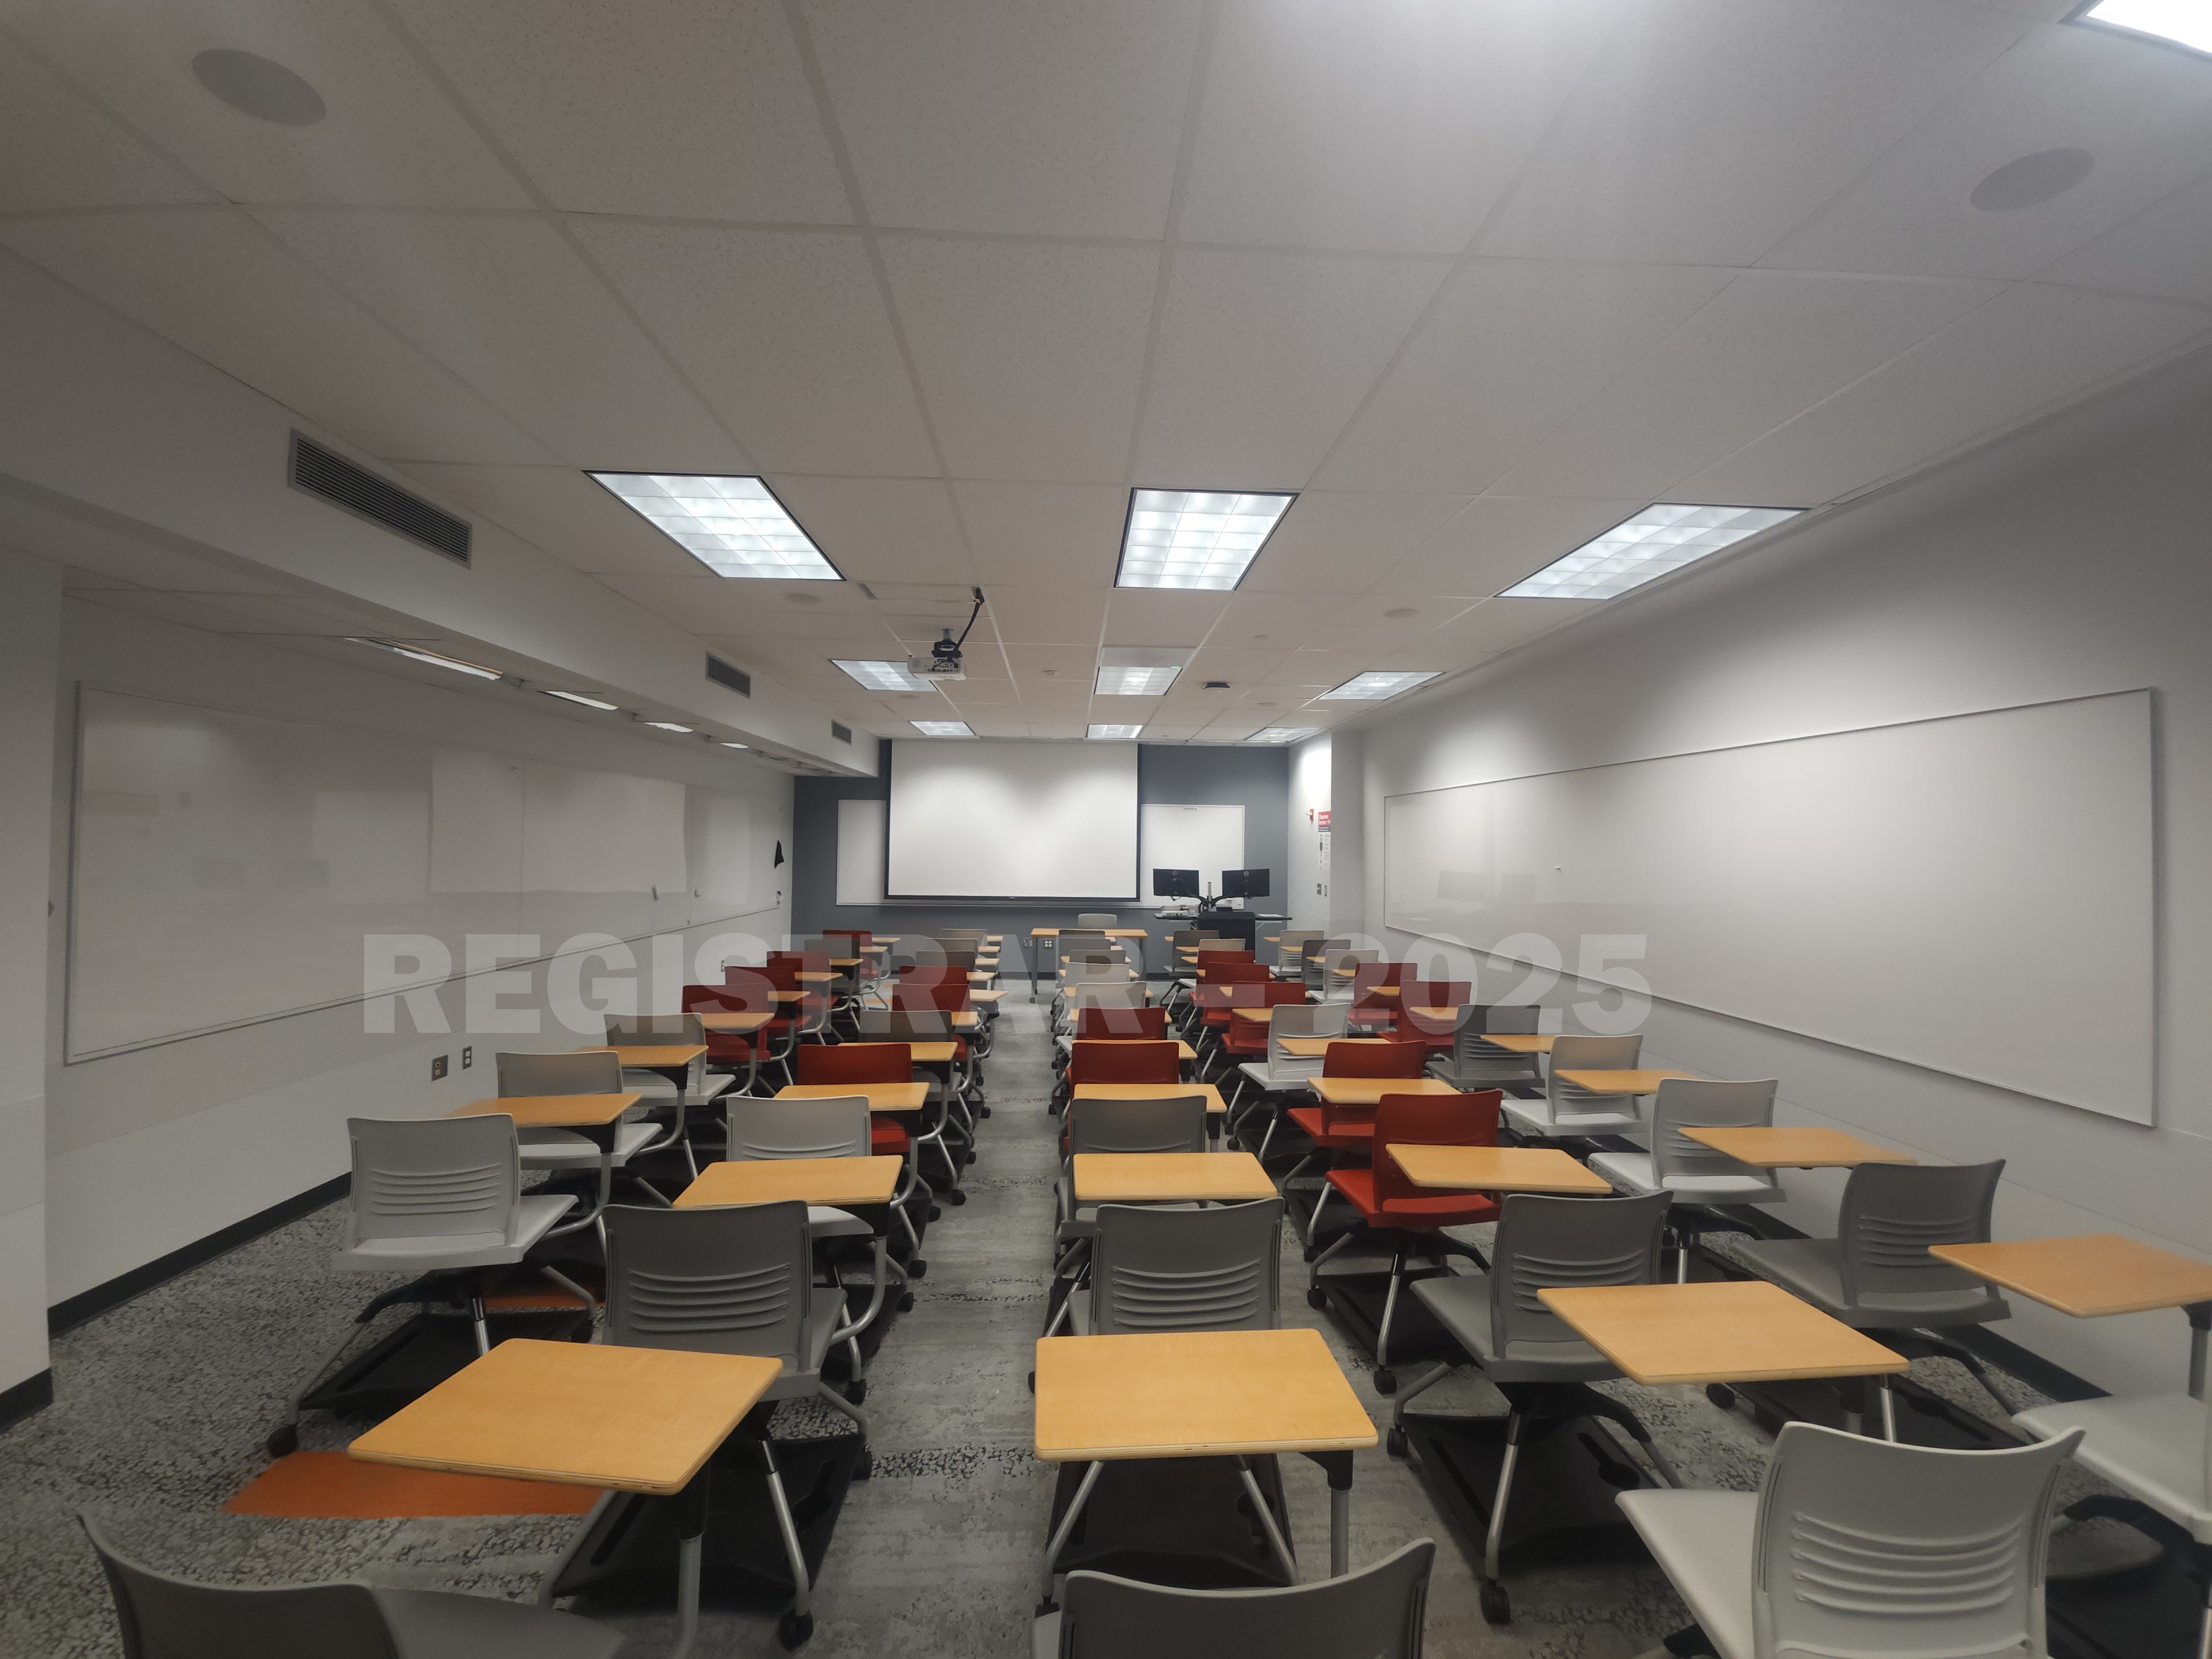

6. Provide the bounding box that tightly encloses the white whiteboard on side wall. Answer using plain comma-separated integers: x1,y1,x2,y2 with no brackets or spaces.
836,797,888,905
1383,691,2154,1123
1139,804,1246,903
67,687,780,1060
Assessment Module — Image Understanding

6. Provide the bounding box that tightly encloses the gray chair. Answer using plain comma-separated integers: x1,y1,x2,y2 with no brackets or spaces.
857,1006,973,1191
1588,1079,1785,1280
495,1050,665,1210
1500,1034,1644,1141
1270,930,1322,979
1426,1005,1543,1093
1229,1003,1349,1155
82,1513,623,1659
1065,1198,1283,1337
1052,1093,1211,1264
1392,1191,1679,1624
271,1114,581,1457
1734,1160,2013,1434
566,1201,869,1642
1316,947,1375,1002
1035,1538,1435,1659
1619,1420,2080,1659
1301,937,1350,995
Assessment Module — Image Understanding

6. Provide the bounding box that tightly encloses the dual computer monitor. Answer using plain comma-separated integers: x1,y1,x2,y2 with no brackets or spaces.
1152,867,1269,900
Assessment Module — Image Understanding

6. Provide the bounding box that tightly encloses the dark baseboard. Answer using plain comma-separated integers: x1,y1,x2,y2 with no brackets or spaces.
48,1175,349,1338
0,1368,53,1433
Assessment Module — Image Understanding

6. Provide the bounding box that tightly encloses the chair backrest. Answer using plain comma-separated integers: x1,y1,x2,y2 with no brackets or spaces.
1065,1094,1208,1155
938,927,986,942
345,1114,526,1251
1323,1040,1428,1079
750,958,800,993
602,1201,813,1363
1069,1040,1181,1086
1065,980,1146,1011
604,1012,706,1046
1648,1078,1778,1184
1488,1191,1669,1355
1089,1199,1283,1334
1062,957,1125,986
1352,961,1412,1000
1199,958,1270,985
1074,912,1120,930
1272,930,1321,970
684,982,750,1015
1752,1422,2080,1659
1059,929,1109,951
893,977,971,1014
1447,1016,1540,1081
1265,1003,1333,1072
81,1514,399,1659
1319,947,1377,991
795,1042,911,1086
496,1049,622,1097
859,1008,953,1044
938,946,979,972
769,949,830,975
1076,1004,1170,1041
1371,1092,1499,1208
1838,1160,2006,1306
1055,1538,1435,1659
1476,1004,1541,1035
727,1095,870,1161
1547,1034,1641,1094
720,967,782,1008
1193,937,1243,956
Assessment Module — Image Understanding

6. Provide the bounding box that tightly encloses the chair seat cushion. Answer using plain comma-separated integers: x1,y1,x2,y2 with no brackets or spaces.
1282,1105,1371,1151
375,1585,627,1659
1501,1098,1642,1139
1614,1490,1759,1659
1587,1151,1781,1203
1410,1272,1616,1382
1324,1167,1498,1231
515,1119,660,1167
870,1121,911,1155
2016,1393,2212,1542
806,1206,872,1237
1735,1237,2009,1327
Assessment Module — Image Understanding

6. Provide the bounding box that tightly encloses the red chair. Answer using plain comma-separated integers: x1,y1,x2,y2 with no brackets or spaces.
1197,956,1268,983
1280,1041,1431,1223
795,1041,919,1164
1313,1090,1504,1392
1074,1004,1169,1041
1350,961,1417,1028
1396,980,1472,1051
1063,1039,1186,1148
682,982,762,1094
1207,980,1307,1076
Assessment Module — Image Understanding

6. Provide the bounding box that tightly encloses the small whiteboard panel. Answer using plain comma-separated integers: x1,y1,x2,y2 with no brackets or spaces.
837,798,888,905
1140,804,1245,901
1384,692,2154,1122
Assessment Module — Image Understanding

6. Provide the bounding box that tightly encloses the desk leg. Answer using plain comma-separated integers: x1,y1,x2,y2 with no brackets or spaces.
1237,1457,1299,1583
1039,1460,1105,1609
670,1465,708,1659
2190,1303,2210,1401
1305,1451,1354,1579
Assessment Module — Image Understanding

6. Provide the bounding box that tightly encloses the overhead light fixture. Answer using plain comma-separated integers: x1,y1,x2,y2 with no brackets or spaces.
1087,723,1143,739
1503,504,1803,601
2071,0,2212,56
347,638,502,680
1319,671,1438,702
720,740,749,750
643,721,694,733
910,719,974,737
1250,727,1319,743
1115,488,1296,590
1095,665,1180,696
835,659,940,693
587,473,841,581
541,688,620,711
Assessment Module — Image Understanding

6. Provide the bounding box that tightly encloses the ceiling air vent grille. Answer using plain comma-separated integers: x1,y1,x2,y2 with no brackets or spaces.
706,654,752,697
831,721,853,744
290,433,469,564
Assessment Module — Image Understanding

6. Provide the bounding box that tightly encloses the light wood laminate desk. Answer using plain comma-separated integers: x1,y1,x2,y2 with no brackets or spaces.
1071,1152,1275,1204
1390,1144,1614,1194
696,1010,773,1035
1554,1068,1698,1095
1480,1033,1554,1055
1539,1280,1907,1388
1304,1076,1458,1108
776,1082,929,1113
577,1045,706,1092
351,1338,780,1658
1070,1081,1226,1119
677,1155,902,1209
1276,1036,1391,1059
1071,1036,1199,1062
452,1093,641,1129
1029,927,1150,1000
1683,1125,1915,1168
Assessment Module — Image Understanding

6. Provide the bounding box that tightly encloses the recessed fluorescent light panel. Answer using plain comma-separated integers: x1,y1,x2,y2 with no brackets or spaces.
2072,0,2212,55
1087,723,1143,739
1095,665,1180,695
1116,489,1296,590
834,659,940,693
644,721,694,733
587,473,839,580
1319,671,1438,702
910,719,974,737
1503,504,1803,601
1250,727,1319,743
347,638,502,680
541,688,620,711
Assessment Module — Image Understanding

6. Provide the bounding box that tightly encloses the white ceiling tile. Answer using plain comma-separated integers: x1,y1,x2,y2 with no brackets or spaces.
1261,650,1371,690
0,209,549,465
71,587,286,635
258,211,741,471
394,463,705,576
575,221,936,476
1179,0,1626,253
1102,589,1232,648
1301,620,1449,656
964,714,1032,737
763,476,974,584
882,238,1157,481
1242,490,1471,593
1490,271,2005,500
2038,171,2212,309
1415,596,1590,665
183,591,409,634
1135,250,1449,488
979,586,1108,645
1182,646,1291,682
389,0,850,222
0,34,210,211
597,575,886,640
801,0,1201,237
1475,0,2021,265
6,0,530,207
1214,589,1348,646
1766,23,2212,283
1683,281,2212,505
1314,259,1735,493
1026,718,1089,738
1001,643,1092,680
1376,495,1644,595
1328,593,1483,628
951,480,1128,585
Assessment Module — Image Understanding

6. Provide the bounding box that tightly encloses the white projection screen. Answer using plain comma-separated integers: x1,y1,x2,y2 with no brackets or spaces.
886,740,1138,900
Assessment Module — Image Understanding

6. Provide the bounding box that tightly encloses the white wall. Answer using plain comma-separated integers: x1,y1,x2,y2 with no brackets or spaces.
0,550,61,1394
44,598,794,1304
1287,735,1332,932
1343,349,2212,1398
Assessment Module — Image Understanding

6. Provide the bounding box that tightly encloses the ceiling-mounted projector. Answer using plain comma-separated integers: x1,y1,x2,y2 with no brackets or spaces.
910,587,985,681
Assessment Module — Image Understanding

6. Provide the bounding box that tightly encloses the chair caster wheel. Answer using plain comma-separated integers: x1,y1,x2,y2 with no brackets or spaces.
897,1291,916,1313
964,1151,978,1165
977,1105,992,1118
778,1610,814,1648
907,1259,928,1278
1706,1383,1738,1410
1306,1286,1328,1310
1386,1426,1408,1459
1301,1243,1319,1263
848,1380,868,1405
928,1206,942,1222
945,1188,967,1206
265,1424,298,1459
1479,1580,1510,1625
1026,1370,1035,1393
1373,1368,1397,1396
853,1446,873,1480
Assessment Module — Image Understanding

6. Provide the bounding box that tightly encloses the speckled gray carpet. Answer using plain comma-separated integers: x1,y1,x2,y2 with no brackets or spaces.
0,1004,2077,1657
